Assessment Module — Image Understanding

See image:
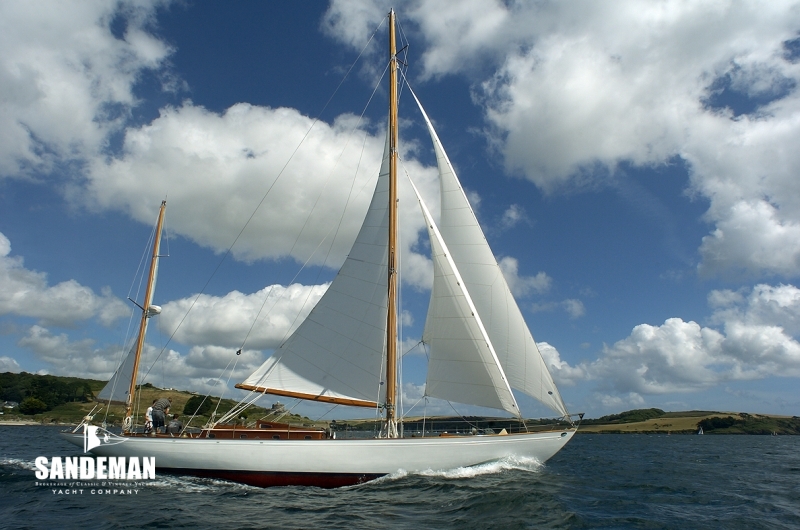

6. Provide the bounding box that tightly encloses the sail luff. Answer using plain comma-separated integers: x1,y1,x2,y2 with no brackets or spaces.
123,200,166,430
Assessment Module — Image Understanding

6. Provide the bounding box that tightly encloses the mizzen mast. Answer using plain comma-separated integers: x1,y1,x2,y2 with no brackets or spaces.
384,9,399,438
123,200,166,432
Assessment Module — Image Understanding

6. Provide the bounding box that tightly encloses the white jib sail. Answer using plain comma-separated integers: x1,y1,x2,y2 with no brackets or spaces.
409,178,520,417
409,87,568,417
240,130,391,405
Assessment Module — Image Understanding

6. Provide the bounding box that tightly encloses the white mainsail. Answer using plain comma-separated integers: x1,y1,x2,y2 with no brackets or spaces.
410,88,568,417
239,131,391,407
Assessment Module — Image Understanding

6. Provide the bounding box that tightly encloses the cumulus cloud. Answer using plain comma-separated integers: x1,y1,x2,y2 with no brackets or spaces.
531,298,586,319
325,1,800,279
528,283,800,397
137,344,264,396
499,204,529,230
15,323,263,396
596,392,646,410
159,283,329,350
537,341,588,387
0,232,128,327
708,283,800,335
84,99,441,287
87,103,384,265
19,325,113,378
0,0,171,177
580,284,800,394
497,256,551,297
0,356,21,373
562,299,585,319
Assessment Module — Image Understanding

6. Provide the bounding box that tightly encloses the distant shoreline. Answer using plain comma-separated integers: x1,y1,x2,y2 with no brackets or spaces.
3,411,796,435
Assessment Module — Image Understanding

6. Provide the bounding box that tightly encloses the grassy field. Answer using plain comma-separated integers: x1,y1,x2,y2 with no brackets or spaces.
578,411,799,434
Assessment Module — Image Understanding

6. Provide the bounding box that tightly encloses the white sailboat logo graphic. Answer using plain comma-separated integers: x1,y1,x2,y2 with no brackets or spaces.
83,425,127,453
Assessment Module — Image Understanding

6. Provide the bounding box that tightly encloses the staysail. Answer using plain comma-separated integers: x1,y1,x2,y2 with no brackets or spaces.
238,130,392,408
410,88,569,417
409,178,520,416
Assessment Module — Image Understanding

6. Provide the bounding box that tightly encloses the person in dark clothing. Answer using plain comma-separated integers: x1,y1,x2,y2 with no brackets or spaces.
166,414,183,435
151,397,172,433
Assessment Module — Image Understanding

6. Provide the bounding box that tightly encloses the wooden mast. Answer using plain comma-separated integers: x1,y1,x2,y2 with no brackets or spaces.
385,9,399,438
123,200,166,432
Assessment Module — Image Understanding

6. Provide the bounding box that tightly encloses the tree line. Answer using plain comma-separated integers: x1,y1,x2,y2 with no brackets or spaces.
0,372,97,415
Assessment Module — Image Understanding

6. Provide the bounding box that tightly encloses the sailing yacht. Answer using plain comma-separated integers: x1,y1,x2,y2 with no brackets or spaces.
62,10,577,488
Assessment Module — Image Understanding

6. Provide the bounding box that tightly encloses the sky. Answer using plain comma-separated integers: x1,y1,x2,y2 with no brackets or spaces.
2,0,800,420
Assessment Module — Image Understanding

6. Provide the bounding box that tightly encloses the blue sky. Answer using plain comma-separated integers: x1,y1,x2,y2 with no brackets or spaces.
2,1,800,419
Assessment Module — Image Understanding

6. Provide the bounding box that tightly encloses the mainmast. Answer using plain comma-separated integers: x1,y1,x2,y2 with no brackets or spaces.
385,9,399,438
123,200,166,432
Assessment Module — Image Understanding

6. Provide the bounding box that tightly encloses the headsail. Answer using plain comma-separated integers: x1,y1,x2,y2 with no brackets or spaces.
238,129,392,408
410,88,569,417
409,179,520,416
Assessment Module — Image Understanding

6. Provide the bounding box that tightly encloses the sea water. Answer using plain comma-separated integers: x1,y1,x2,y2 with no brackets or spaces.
1,425,798,529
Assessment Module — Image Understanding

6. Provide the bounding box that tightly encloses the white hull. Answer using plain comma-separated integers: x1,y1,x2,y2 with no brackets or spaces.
61,429,575,487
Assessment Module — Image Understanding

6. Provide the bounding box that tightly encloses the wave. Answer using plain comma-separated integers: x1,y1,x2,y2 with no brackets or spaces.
0,457,38,471
146,473,260,493
371,454,543,484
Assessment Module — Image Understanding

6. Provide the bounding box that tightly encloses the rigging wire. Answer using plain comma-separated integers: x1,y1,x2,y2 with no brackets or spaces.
212,58,396,423
101,214,159,424
136,16,388,389
239,58,392,354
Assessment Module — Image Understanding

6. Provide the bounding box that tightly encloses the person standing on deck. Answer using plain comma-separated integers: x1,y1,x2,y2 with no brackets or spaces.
152,397,171,433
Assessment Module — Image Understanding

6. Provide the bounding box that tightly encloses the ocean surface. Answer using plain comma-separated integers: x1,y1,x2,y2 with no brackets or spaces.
1,425,798,529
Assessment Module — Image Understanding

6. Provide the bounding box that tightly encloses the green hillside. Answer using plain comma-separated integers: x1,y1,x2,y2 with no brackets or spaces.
0,372,316,429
